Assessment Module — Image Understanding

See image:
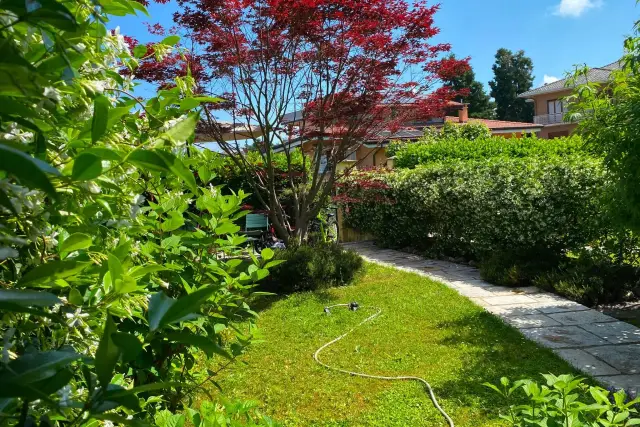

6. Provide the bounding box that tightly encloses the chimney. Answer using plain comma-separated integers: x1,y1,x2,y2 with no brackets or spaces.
458,104,469,123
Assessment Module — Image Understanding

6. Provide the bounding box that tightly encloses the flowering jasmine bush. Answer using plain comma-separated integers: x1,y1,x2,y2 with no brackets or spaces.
0,0,279,426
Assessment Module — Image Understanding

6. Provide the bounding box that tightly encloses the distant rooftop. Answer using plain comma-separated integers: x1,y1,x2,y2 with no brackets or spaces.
518,60,622,99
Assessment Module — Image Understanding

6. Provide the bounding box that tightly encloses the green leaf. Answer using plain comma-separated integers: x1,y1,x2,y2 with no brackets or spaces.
128,0,149,16
19,260,89,287
127,149,170,173
107,253,124,292
160,112,199,144
147,287,218,331
93,413,150,427
0,188,17,215
261,248,274,261
148,292,174,331
197,166,213,184
72,153,103,181
115,275,137,294
128,264,168,278
154,150,198,194
161,35,180,46
0,368,74,399
166,332,232,359
26,0,78,32
91,95,110,143
103,382,182,400
60,233,92,253
95,315,120,387
111,332,143,362
68,288,83,306
215,222,241,235
133,44,148,58
179,98,200,111
0,144,58,197
0,351,80,385
161,211,185,232
0,289,60,306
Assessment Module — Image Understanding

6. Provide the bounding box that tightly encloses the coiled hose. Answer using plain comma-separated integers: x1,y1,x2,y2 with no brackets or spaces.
312,303,455,427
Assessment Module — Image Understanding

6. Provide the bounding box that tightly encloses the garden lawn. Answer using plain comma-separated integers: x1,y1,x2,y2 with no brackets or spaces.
206,263,579,426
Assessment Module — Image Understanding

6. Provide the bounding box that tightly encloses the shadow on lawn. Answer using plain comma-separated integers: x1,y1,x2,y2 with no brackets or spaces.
249,289,339,313
431,310,576,411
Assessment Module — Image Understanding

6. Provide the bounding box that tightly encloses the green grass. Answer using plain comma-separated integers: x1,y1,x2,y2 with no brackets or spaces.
207,263,579,426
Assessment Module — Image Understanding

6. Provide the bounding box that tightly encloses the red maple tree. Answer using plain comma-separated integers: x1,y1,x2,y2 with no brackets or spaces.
133,0,469,242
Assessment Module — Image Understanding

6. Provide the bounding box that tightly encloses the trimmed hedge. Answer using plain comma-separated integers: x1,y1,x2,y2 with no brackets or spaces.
341,156,608,260
393,134,587,169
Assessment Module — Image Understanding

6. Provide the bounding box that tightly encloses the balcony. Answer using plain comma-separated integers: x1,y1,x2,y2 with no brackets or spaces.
533,112,568,125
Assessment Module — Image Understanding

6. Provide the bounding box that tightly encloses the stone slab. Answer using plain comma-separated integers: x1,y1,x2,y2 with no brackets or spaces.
596,375,640,393
554,349,621,376
520,326,607,348
482,294,539,306
548,310,618,326
586,344,640,374
484,304,542,316
504,314,562,329
580,322,640,344
528,301,590,314
455,286,497,298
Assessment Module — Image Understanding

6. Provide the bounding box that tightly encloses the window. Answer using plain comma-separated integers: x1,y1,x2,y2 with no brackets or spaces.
547,99,564,115
344,150,357,161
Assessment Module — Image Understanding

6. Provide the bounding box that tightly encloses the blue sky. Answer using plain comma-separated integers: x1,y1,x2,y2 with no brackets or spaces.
110,0,638,97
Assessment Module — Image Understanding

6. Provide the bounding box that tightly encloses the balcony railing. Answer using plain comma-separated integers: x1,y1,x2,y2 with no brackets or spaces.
533,112,567,125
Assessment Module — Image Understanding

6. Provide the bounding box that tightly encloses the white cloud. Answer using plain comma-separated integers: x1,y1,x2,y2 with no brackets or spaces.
543,74,560,84
553,0,601,17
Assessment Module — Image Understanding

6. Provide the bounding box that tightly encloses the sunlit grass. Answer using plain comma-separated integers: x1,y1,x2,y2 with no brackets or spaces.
206,263,578,426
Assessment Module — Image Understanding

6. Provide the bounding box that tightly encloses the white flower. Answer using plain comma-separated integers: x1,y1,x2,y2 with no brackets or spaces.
66,308,89,327
2,328,15,364
43,86,62,102
87,80,107,94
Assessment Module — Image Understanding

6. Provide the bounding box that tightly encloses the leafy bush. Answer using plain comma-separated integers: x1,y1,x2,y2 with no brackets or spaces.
485,374,640,426
156,399,280,427
394,134,587,169
260,242,364,293
441,120,492,140
341,156,607,261
0,0,278,425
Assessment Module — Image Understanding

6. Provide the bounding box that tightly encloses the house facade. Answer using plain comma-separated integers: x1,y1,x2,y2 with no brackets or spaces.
276,102,542,168
517,60,621,138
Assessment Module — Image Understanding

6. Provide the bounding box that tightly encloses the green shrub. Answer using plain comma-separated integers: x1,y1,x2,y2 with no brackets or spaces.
341,156,607,261
261,242,364,293
394,134,587,169
441,120,492,140
485,374,640,426
531,250,640,305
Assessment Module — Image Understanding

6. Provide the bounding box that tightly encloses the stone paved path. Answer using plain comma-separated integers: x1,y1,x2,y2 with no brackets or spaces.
344,241,640,392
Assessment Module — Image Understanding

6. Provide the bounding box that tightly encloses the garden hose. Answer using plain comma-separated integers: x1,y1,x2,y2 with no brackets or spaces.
313,303,455,427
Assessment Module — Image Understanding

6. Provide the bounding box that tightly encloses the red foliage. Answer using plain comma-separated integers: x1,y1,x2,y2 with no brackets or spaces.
137,0,469,142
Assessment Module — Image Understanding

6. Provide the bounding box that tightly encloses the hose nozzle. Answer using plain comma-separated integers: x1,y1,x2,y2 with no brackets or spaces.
348,302,359,311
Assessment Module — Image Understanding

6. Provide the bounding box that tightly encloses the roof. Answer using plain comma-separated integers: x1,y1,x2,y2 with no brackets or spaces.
444,116,542,131
281,101,465,124
518,60,622,98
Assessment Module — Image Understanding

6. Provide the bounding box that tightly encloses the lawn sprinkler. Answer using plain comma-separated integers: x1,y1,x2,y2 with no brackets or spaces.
314,302,455,427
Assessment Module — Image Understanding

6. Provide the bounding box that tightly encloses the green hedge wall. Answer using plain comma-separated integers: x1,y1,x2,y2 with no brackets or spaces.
393,134,588,169
339,155,609,261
